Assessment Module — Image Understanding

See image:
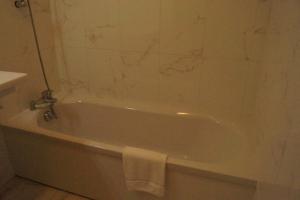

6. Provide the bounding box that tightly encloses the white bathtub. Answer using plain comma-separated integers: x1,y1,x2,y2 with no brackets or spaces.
1,101,257,200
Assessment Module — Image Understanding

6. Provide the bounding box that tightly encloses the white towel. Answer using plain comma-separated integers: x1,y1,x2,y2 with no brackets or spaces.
122,146,168,197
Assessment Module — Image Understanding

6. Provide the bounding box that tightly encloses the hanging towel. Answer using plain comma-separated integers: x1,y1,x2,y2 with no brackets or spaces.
122,146,168,197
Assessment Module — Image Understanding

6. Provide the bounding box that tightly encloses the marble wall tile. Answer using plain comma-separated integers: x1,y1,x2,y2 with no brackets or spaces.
84,0,120,51
119,0,160,53
254,0,300,198
158,53,203,112
111,51,160,104
54,0,87,48
50,0,272,127
88,50,160,104
197,60,248,122
87,49,121,100
0,0,61,186
31,0,56,50
0,0,60,95
63,47,89,93
160,0,206,55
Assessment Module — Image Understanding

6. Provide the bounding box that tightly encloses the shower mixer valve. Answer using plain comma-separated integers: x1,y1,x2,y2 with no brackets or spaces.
30,89,58,121
30,89,57,111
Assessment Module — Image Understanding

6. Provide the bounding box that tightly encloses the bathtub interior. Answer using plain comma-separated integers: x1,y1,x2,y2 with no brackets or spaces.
0,93,260,183
37,102,246,164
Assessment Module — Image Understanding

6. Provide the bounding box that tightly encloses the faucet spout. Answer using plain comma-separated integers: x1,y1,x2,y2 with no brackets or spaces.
30,101,53,110
30,89,57,110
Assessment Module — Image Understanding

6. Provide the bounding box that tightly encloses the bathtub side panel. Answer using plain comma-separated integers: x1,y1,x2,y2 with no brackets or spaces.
3,128,255,200
0,128,14,187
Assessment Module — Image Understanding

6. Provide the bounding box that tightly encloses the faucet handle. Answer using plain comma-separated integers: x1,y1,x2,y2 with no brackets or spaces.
30,90,57,111
41,90,57,104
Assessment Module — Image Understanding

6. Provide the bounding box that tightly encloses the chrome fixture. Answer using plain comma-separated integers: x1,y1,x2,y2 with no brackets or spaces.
30,90,57,121
15,0,27,8
43,108,57,122
30,90,57,110
16,0,57,121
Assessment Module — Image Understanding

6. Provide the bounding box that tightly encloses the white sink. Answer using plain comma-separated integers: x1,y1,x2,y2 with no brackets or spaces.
0,71,27,92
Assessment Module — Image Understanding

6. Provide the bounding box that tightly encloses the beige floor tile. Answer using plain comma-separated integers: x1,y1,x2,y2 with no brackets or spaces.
0,177,91,200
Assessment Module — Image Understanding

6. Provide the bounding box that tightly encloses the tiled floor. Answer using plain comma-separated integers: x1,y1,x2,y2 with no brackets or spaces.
0,177,91,200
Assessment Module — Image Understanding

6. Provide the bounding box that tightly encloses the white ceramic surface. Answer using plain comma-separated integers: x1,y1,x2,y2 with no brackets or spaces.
3,126,256,200
2,100,257,199
38,102,244,163
2,99,259,185
0,71,26,92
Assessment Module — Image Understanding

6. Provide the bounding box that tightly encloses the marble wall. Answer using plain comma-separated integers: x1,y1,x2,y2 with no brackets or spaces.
51,0,272,128
255,0,300,199
0,0,60,120
0,0,59,186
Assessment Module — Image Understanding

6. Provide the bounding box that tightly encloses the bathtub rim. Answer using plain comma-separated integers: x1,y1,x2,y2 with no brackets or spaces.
1,114,257,189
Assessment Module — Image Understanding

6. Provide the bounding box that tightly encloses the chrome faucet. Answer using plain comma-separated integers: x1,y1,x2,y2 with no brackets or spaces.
30,90,57,121
43,109,57,121
30,90,57,110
